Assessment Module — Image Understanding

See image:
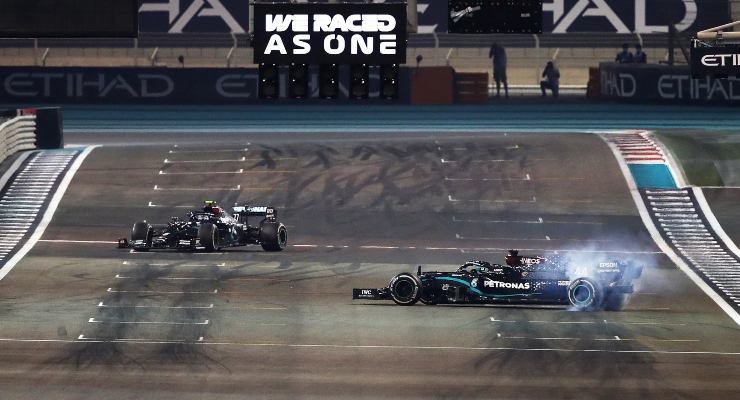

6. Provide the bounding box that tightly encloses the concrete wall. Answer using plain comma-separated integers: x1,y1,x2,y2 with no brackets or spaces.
0,44,683,86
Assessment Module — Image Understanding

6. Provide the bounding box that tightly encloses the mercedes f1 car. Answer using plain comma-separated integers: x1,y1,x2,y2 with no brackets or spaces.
353,250,643,311
118,201,287,252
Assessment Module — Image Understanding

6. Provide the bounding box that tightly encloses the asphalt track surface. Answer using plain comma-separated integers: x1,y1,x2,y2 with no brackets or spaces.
1,104,740,399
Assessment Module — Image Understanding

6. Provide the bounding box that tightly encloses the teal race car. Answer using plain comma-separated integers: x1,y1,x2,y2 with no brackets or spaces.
354,250,643,311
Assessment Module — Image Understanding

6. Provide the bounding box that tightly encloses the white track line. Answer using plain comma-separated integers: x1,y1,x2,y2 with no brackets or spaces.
98,302,214,309
164,157,245,163
598,132,740,327
448,195,536,203
0,152,34,189
692,187,740,259
0,338,738,355
453,216,544,224
0,147,98,282
154,184,241,191
88,318,209,325
159,169,243,175
169,148,248,154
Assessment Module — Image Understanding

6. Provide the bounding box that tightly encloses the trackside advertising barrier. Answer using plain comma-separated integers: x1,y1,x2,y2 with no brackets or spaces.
137,0,728,35
599,62,740,104
0,67,411,104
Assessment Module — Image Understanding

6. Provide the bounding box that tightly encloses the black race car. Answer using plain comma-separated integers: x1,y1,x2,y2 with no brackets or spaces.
353,250,643,311
118,201,287,252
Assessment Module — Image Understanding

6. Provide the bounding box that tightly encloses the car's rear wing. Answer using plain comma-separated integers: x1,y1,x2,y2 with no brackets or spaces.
232,206,277,221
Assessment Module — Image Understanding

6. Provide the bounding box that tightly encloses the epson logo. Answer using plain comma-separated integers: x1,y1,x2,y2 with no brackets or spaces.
701,54,740,67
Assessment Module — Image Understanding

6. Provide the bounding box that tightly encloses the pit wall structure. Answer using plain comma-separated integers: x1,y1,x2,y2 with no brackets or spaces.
2,64,739,105
599,63,740,104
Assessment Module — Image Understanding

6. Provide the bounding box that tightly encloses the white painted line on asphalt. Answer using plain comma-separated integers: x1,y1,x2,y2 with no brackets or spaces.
693,187,740,260
169,148,248,154
0,152,34,189
448,195,536,203
154,184,242,191
457,234,613,242
122,261,165,265
164,157,246,163
88,318,210,325
453,216,543,224
444,176,531,181
645,190,687,195
0,148,96,282
107,288,218,294
38,239,117,244
440,158,510,163
159,169,244,175
455,234,551,241
664,228,709,233
490,317,685,326
77,335,204,343
647,196,690,201
462,248,661,254
499,336,697,342
7,337,739,355
119,262,225,267
98,302,214,309
658,217,701,222
115,274,219,281
148,202,197,208
598,132,740,327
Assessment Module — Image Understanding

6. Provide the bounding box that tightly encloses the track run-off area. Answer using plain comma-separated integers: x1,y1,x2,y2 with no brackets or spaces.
0,103,739,399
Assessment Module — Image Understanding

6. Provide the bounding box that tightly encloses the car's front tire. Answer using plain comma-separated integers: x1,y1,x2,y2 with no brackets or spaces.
388,273,422,306
567,278,601,311
198,223,218,252
131,221,152,251
260,222,287,252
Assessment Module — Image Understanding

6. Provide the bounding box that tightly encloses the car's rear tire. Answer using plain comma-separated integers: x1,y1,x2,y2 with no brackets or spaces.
131,221,151,251
260,222,287,252
198,223,218,252
602,291,627,311
388,273,422,306
567,278,601,311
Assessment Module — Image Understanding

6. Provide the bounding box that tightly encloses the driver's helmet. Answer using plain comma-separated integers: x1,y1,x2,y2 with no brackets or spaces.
203,200,218,214
465,260,492,273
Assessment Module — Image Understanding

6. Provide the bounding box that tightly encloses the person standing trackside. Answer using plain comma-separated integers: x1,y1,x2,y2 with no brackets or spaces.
634,43,647,63
616,43,633,63
488,43,508,98
540,61,560,98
